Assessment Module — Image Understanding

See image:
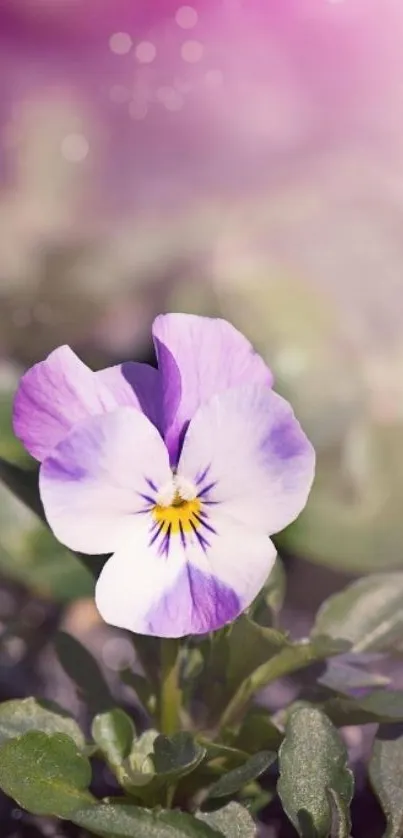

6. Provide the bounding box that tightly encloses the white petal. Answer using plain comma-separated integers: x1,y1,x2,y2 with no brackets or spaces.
178,384,315,535
39,407,171,554
95,508,276,637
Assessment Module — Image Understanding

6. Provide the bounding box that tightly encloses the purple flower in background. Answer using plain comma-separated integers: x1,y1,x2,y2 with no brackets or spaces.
13,314,315,637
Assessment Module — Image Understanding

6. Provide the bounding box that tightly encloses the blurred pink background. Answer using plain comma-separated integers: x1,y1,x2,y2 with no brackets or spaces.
1,0,403,578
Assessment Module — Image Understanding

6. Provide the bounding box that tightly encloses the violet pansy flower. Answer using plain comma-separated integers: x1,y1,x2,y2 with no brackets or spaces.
13,314,315,637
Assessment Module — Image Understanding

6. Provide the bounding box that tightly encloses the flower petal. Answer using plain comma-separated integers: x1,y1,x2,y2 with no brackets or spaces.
39,407,171,554
96,362,161,429
95,512,276,637
153,313,273,463
13,345,159,462
13,346,122,461
179,384,315,535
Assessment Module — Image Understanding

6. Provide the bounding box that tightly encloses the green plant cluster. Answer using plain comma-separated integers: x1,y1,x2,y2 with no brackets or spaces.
0,459,403,837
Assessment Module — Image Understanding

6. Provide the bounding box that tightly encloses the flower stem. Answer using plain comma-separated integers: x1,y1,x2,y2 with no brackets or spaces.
159,638,181,736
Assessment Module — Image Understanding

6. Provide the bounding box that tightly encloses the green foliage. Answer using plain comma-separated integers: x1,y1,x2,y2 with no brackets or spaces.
232,709,283,754
369,724,403,838
3,446,403,837
278,707,354,838
0,457,43,519
55,631,113,713
119,731,207,799
0,731,94,816
200,616,291,720
312,574,403,651
197,802,257,838
318,657,390,693
0,697,85,749
326,787,352,838
324,690,403,727
152,731,206,777
249,556,286,626
72,803,224,837
207,751,276,799
92,709,135,765
0,480,93,601
218,634,347,730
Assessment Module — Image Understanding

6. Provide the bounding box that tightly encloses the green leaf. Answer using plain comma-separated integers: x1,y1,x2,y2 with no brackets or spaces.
369,723,403,838
312,574,403,652
55,631,113,714
0,456,106,581
152,732,206,778
0,373,31,462
202,616,290,721
109,731,206,798
218,636,347,730
278,707,354,838
208,751,276,799
72,803,223,838
0,480,93,601
326,788,352,838
92,709,135,766
198,739,250,766
324,690,403,727
0,731,94,817
120,668,156,715
232,709,283,754
0,458,43,520
197,802,257,838
318,657,390,693
250,557,286,626
0,697,85,750
244,790,274,817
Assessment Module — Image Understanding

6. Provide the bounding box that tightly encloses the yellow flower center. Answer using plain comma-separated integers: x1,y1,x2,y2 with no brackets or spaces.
152,492,202,535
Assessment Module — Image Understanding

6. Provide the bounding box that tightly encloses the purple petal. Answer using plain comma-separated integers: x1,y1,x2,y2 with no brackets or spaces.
95,509,276,637
152,313,273,464
39,407,171,554
13,346,120,462
178,384,315,536
13,347,161,462
96,361,161,429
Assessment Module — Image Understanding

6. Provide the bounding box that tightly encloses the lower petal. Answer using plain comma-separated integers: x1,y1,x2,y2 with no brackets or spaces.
95,511,276,637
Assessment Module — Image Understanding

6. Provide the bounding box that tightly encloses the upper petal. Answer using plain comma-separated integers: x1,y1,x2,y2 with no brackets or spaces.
178,384,315,535
39,407,171,554
96,362,161,429
95,510,276,637
152,313,273,464
13,347,161,462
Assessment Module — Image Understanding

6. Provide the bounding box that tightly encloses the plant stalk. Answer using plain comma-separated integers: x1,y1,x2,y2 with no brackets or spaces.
159,638,181,736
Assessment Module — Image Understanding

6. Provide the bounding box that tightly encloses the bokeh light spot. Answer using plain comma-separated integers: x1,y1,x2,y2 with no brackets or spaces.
102,636,136,671
135,41,157,64
205,69,224,88
181,40,204,63
109,32,132,55
175,6,198,29
61,133,89,162
157,86,184,112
